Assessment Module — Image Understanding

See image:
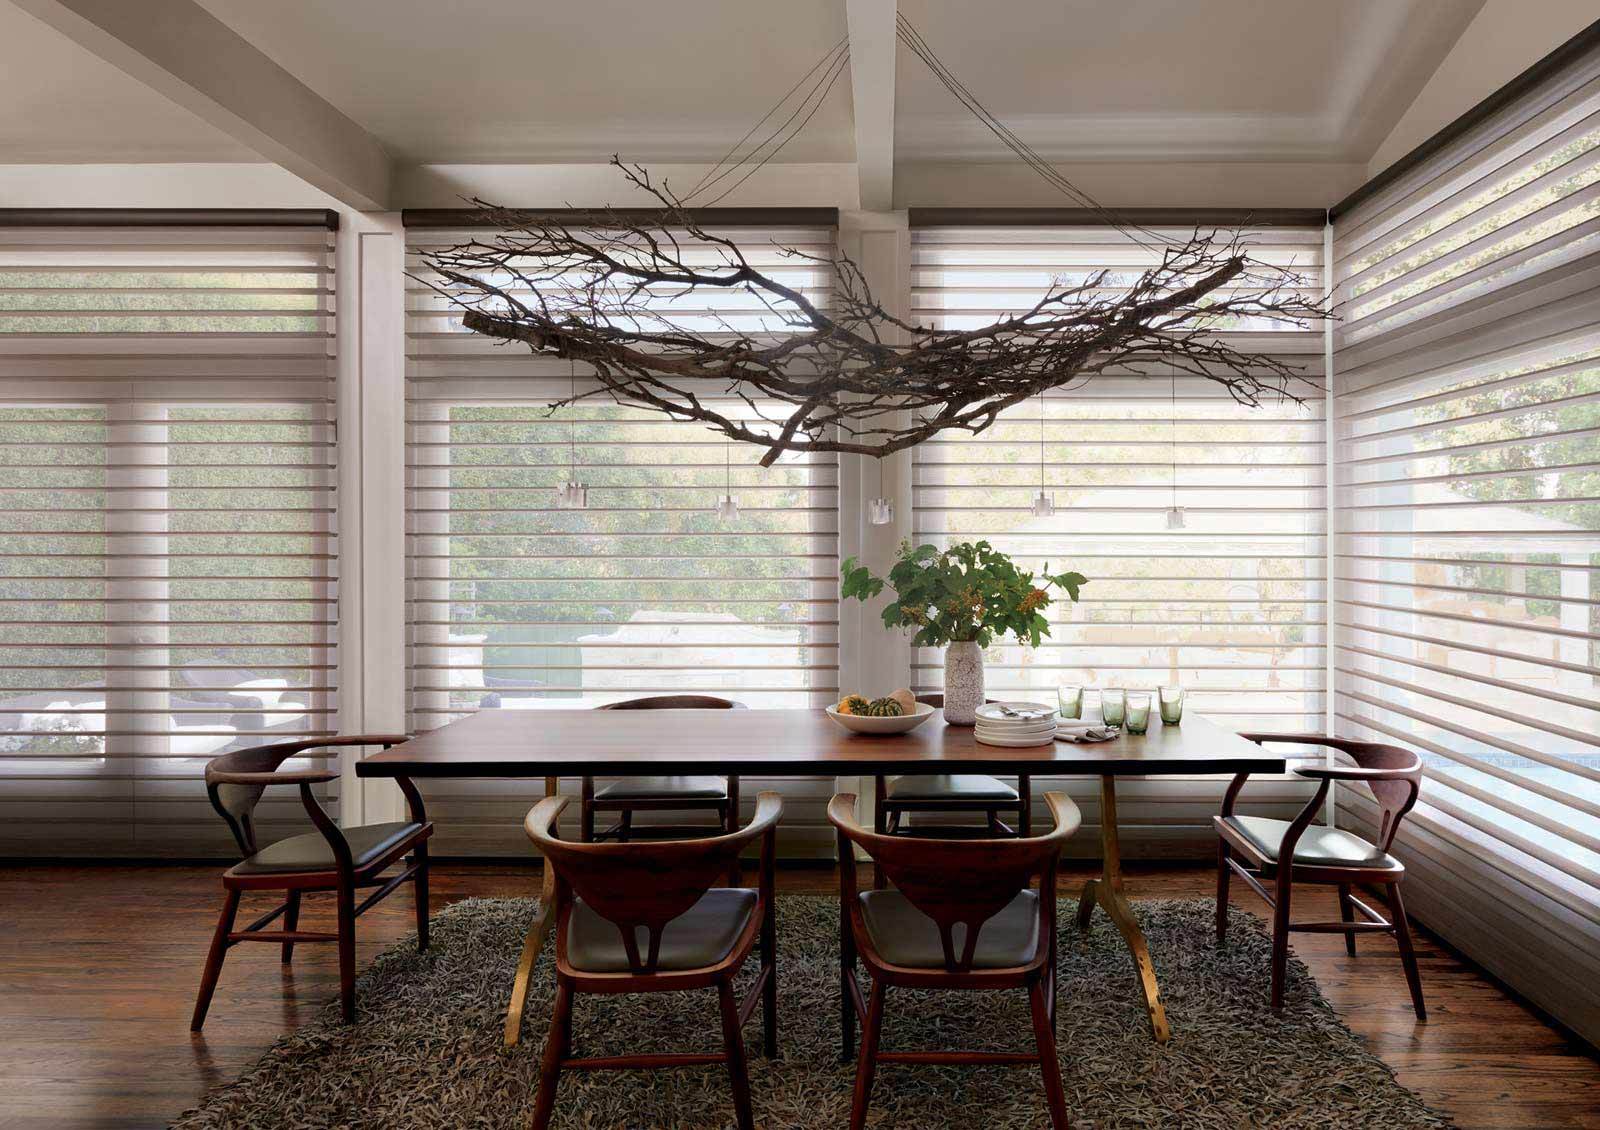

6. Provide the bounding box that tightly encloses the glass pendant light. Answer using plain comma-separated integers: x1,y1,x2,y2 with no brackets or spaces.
556,359,588,509
1165,365,1185,529
715,431,739,521
869,457,894,525
1031,389,1055,517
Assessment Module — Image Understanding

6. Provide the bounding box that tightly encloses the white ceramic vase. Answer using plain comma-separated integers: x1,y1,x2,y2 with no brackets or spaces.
942,639,984,725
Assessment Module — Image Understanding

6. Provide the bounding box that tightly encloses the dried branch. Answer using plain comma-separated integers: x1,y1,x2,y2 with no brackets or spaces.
422,158,1333,466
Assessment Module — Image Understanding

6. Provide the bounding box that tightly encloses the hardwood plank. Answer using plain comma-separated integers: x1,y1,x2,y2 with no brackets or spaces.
0,861,1596,1130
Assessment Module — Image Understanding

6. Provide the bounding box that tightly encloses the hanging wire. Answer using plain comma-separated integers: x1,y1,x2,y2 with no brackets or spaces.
1167,362,1186,529
1032,389,1055,517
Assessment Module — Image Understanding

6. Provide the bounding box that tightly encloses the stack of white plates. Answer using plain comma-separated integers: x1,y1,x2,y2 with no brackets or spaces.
973,701,1058,747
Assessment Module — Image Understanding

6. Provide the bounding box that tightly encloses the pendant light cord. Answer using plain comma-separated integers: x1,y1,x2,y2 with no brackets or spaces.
1170,365,1178,511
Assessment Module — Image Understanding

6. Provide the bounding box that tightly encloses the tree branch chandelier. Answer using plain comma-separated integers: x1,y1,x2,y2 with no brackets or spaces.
423,17,1332,466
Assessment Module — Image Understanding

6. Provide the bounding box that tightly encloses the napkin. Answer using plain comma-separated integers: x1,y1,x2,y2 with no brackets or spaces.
1054,722,1119,744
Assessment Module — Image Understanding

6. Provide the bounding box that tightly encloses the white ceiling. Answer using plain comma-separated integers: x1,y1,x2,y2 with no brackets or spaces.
894,0,1485,162
193,0,857,165
0,1,256,162
0,0,1490,171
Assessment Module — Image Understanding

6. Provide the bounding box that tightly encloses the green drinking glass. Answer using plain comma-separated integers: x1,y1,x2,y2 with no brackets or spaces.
1057,684,1083,719
1100,688,1126,728
1159,685,1185,725
1125,692,1152,734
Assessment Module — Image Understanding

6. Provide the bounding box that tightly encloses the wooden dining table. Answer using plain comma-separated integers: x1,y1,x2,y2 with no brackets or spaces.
358,708,1284,1046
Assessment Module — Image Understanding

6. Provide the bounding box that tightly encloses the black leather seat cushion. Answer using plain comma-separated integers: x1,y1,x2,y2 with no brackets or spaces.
1224,815,1399,870
235,821,421,875
594,775,728,801
566,888,757,973
859,889,1040,969
885,774,1019,803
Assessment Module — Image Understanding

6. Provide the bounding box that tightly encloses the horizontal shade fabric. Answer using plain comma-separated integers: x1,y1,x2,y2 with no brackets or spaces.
911,225,1327,729
1332,36,1600,1048
0,223,339,857
406,224,840,854
910,224,1328,847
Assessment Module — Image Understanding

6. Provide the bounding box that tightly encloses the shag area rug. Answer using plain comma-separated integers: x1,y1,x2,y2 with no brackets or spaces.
172,896,1451,1130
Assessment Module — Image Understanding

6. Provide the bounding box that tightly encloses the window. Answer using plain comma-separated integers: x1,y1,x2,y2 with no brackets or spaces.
1331,40,1600,1036
910,224,1328,730
0,218,339,856
404,221,839,852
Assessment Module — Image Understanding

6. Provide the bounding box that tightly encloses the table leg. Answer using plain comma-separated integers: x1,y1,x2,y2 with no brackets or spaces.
504,775,559,1046
1075,775,1171,1043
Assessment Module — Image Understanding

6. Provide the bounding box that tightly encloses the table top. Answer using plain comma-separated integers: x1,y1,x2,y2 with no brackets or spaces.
357,709,1284,778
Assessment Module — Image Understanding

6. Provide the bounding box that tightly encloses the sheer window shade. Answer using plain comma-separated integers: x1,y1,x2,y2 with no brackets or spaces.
405,224,840,854
0,222,339,857
1332,40,1600,1045
910,224,1328,849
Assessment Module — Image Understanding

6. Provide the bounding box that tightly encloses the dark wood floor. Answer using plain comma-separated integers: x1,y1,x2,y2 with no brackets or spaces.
3,860,1598,1130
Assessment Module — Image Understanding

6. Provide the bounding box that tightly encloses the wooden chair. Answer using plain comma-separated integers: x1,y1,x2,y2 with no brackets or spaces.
1215,733,1426,1018
523,790,782,1130
875,692,1031,833
829,789,1082,1130
192,734,431,1029
581,696,745,884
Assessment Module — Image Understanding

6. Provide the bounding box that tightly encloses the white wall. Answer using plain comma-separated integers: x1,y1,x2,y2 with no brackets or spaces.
1368,0,1598,177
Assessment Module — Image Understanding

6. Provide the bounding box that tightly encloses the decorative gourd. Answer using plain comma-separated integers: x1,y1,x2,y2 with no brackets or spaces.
838,695,871,716
887,687,916,714
865,697,904,717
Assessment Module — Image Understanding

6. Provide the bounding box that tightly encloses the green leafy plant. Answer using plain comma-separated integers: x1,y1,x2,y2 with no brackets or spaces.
841,540,1086,649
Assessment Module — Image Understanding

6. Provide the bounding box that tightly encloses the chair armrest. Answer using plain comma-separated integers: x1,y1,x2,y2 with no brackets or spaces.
208,768,339,787
1237,731,1332,747
524,794,571,849
1294,764,1419,782
1038,792,1082,842
742,791,784,839
307,733,410,749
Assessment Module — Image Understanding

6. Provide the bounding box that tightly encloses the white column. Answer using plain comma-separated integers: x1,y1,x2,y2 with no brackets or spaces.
835,211,913,838
335,214,408,825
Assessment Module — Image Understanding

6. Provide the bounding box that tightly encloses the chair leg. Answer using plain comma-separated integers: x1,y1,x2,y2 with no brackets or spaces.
1018,776,1033,837
726,776,742,887
413,842,431,952
281,890,301,964
1389,883,1427,1021
336,879,357,1024
717,980,756,1130
839,901,857,1062
190,887,240,1031
1214,839,1231,945
1029,977,1070,1130
1269,873,1293,1010
872,784,889,890
1337,883,1357,956
617,809,632,843
580,777,595,843
761,897,778,1058
528,981,572,1130
849,980,885,1130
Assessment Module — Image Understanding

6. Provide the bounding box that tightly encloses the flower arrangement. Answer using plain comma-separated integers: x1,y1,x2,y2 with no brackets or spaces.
841,540,1086,649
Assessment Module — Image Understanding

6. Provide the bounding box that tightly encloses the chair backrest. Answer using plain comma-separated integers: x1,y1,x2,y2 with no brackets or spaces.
1242,733,1423,851
204,739,321,855
203,735,405,856
526,792,781,974
596,695,745,710
829,792,1080,972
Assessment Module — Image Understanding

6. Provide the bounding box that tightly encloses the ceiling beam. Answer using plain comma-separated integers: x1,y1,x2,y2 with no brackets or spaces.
11,0,392,211
846,0,898,211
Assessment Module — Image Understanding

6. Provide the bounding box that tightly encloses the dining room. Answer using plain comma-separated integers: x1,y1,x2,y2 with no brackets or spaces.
2,2,1600,1128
